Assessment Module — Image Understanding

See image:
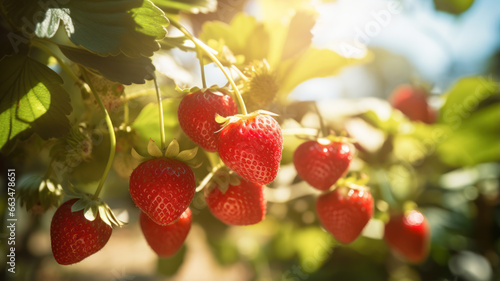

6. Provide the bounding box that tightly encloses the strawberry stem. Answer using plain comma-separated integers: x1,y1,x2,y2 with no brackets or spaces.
281,128,319,137
231,65,248,81
153,76,167,151
196,162,225,192
118,91,130,130
169,19,248,115
197,48,207,88
81,69,116,200
375,169,398,208
312,102,328,138
31,39,84,86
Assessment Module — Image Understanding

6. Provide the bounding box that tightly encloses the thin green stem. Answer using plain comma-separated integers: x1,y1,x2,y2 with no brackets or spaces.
204,151,221,169
281,128,319,137
153,76,166,150
43,159,55,180
169,19,248,115
196,161,225,192
31,40,83,86
375,169,398,209
231,65,248,81
312,102,328,138
197,49,207,88
81,69,116,199
123,93,130,126
121,89,156,101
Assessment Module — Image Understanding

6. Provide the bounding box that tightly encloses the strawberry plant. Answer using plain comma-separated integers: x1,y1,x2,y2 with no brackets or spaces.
1,0,499,280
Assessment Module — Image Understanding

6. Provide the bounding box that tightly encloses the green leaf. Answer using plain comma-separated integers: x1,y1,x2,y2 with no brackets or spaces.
153,0,216,14
199,13,270,64
0,54,71,150
439,76,499,128
132,0,169,39
280,11,317,61
434,0,474,15
160,36,195,51
277,48,369,99
256,0,315,67
437,104,500,167
59,46,155,84
0,26,26,60
131,99,181,146
34,0,168,57
1,0,39,28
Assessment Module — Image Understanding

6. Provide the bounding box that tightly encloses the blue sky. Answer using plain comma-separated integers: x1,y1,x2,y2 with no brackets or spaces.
290,0,500,100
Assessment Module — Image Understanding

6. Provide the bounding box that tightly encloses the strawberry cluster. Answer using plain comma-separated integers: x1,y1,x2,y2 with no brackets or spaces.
126,88,283,257
292,136,430,262
46,85,430,266
293,137,374,244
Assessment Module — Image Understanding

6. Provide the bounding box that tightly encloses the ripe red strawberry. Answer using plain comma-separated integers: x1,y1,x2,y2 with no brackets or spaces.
205,178,266,225
293,139,353,191
130,158,195,225
384,210,430,263
316,186,373,244
140,208,192,257
218,112,283,185
50,199,112,265
178,89,238,152
389,85,436,124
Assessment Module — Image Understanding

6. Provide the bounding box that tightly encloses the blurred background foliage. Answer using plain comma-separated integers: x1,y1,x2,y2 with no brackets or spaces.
1,0,500,280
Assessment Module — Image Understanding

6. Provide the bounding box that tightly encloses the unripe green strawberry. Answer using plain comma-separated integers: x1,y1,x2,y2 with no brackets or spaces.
50,199,112,265
140,208,192,257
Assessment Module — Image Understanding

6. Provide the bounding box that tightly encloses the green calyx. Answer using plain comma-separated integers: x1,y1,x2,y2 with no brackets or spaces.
17,175,64,213
334,172,370,193
70,193,126,227
175,84,226,96
131,138,201,168
214,110,279,132
320,134,356,145
198,165,241,194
